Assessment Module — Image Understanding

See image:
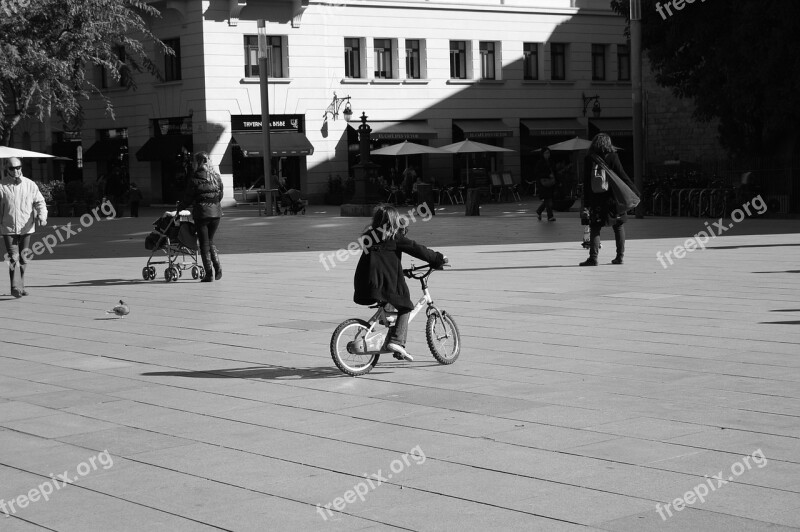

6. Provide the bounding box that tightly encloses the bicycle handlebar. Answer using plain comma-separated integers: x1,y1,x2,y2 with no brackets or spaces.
403,259,449,279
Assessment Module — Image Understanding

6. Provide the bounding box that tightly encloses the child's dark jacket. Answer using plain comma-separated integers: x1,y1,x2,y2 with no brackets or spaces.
354,234,444,311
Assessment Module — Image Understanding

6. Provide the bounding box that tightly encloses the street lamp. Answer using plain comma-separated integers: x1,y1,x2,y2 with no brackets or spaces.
582,93,602,118
257,19,272,216
323,93,353,122
631,0,645,218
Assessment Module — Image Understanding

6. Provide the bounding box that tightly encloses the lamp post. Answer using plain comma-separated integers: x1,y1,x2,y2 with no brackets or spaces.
341,111,380,216
257,19,272,216
582,93,602,118
631,0,645,218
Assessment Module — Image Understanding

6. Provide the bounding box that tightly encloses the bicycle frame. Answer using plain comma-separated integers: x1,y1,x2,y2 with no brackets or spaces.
358,265,444,354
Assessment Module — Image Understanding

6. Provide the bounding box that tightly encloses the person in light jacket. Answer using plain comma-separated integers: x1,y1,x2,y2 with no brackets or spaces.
0,158,48,297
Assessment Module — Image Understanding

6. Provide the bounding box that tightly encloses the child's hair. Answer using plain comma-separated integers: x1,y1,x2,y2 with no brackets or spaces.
364,203,405,241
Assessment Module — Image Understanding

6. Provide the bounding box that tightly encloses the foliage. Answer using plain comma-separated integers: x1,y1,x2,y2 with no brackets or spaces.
33,180,68,203
0,0,169,144
610,0,800,156
324,174,355,205
64,179,95,204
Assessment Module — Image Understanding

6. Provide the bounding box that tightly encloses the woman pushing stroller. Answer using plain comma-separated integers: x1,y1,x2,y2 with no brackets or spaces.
179,151,224,282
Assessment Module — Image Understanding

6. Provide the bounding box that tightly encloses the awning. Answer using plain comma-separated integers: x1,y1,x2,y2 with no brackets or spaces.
232,132,314,157
453,119,513,138
589,118,633,137
349,121,438,140
83,138,127,162
135,135,192,161
520,118,585,137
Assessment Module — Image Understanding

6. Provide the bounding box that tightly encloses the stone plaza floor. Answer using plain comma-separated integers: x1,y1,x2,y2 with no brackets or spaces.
0,200,798,531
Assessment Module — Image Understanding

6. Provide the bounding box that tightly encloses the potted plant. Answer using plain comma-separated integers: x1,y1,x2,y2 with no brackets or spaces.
48,180,68,217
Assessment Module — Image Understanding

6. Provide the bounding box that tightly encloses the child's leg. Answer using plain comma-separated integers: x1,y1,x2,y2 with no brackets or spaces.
387,309,410,347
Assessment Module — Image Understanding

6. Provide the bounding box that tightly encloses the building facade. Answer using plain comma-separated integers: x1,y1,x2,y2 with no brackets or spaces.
23,0,651,206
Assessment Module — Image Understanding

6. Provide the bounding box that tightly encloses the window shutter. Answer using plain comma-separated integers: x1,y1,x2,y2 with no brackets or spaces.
393,38,400,79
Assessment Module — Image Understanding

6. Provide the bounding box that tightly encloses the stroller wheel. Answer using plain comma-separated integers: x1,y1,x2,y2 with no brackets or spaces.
191,266,200,279
148,267,157,280
142,267,150,280
198,267,206,280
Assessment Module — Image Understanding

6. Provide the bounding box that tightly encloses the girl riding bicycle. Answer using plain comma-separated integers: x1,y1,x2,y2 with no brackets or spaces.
353,204,446,362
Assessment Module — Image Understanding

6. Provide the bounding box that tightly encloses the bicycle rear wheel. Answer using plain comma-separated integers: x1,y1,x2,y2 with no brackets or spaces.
331,319,380,376
426,312,460,364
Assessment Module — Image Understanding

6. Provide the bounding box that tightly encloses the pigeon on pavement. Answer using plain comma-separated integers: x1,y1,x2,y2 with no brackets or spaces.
107,300,130,318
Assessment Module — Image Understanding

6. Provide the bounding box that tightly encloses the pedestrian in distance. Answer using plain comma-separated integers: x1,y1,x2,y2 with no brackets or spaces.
0,157,48,297
125,183,143,217
353,204,447,362
579,133,639,266
534,147,557,221
179,151,224,282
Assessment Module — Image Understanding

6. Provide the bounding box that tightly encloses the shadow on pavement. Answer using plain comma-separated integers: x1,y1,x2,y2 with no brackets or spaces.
142,366,349,380
32,279,161,287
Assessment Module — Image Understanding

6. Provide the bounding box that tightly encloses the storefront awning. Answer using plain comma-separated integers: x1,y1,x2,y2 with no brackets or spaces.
349,121,438,140
135,135,193,161
520,118,585,137
453,119,513,138
83,138,127,162
589,118,633,137
232,132,314,157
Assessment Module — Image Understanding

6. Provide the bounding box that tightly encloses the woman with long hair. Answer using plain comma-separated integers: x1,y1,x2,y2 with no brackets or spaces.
580,133,639,266
181,151,224,281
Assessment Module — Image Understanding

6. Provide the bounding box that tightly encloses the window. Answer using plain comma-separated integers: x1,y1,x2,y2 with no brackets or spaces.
405,39,421,79
345,38,362,78
550,43,566,80
101,46,128,89
244,35,284,78
479,42,496,80
523,42,539,80
592,44,606,81
450,41,467,79
617,43,630,81
163,38,181,81
374,38,393,79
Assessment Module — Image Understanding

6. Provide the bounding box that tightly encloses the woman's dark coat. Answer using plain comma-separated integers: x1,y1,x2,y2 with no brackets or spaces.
354,234,445,311
582,151,639,226
181,169,223,220
534,157,556,200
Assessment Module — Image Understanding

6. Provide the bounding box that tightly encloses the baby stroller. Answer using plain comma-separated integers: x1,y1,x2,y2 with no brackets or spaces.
280,189,308,215
142,210,203,282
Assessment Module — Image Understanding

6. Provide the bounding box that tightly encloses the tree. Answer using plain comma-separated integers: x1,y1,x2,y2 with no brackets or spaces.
0,0,168,145
611,0,800,157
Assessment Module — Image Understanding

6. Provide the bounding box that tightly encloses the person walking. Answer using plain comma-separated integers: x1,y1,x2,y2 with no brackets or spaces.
180,151,223,282
579,133,639,266
0,157,48,297
125,183,143,217
353,204,447,362
534,148,557,221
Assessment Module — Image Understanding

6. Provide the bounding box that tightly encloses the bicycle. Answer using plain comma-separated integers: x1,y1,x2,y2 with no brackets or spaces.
330,262,460,376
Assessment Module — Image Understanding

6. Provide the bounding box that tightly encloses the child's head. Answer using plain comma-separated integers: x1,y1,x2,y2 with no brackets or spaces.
367,203,405,240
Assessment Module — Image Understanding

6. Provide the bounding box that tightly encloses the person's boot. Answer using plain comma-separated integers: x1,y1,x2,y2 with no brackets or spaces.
210,245,222,280
612,224,625,264
580,233,600,266
200,251,214,282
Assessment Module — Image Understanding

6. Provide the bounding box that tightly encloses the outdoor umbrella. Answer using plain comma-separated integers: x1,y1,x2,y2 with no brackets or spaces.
547,137,592,151
0,146,56,158
439,139,514,183
370,140,447,157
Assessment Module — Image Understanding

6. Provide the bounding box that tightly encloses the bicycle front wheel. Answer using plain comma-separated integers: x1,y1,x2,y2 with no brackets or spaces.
426,312,460,364
330,319,380,376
